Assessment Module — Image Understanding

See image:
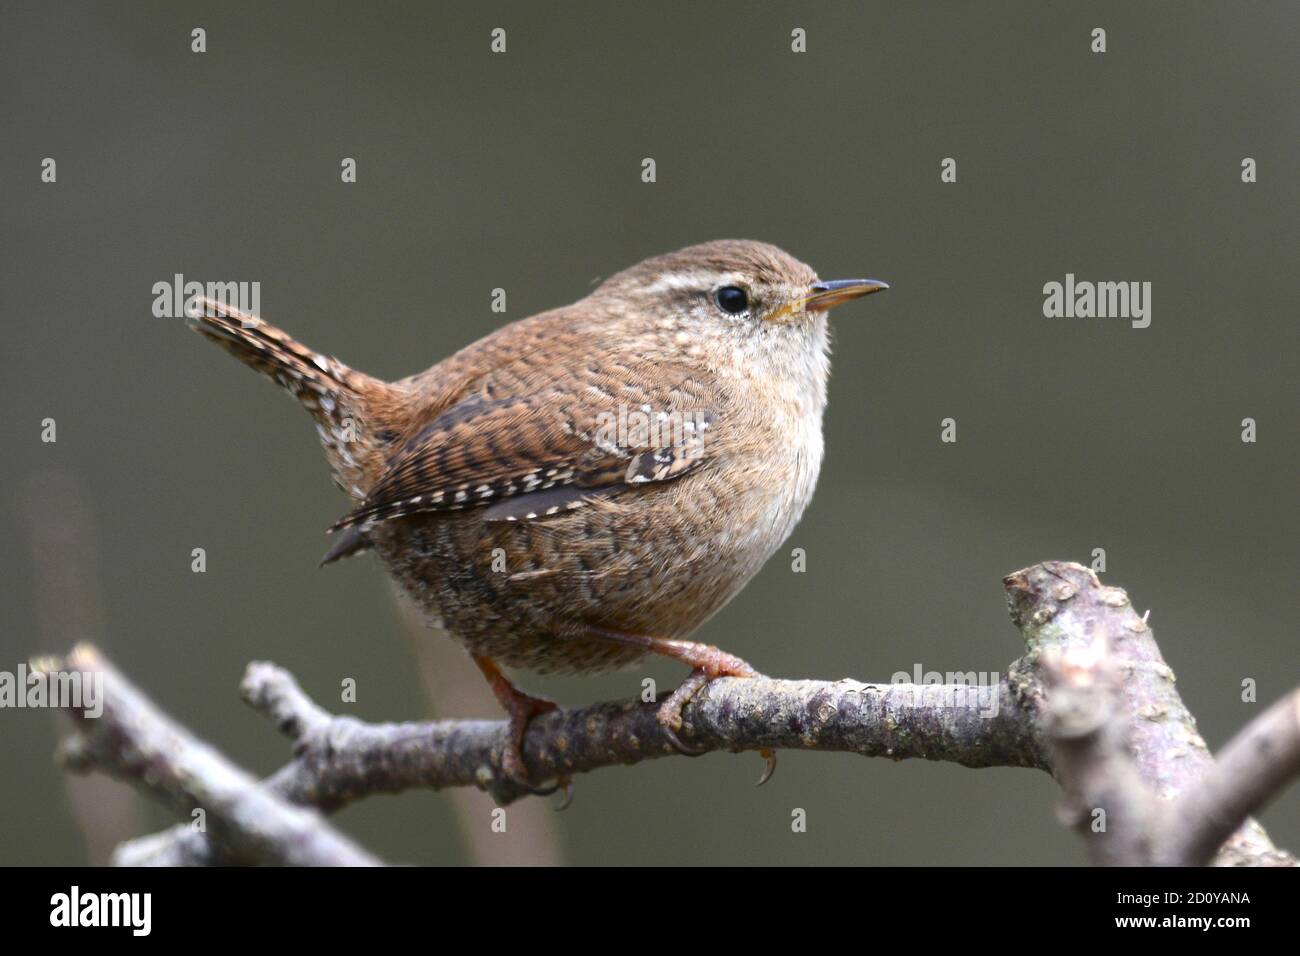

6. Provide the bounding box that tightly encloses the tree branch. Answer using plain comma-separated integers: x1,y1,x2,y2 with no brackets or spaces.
40,644,381,866
1164,688,1300,866
110,666,1042,865
47,560,1297,866
1035,635,1161,866
1005,561,1298,866
241,664,1043,811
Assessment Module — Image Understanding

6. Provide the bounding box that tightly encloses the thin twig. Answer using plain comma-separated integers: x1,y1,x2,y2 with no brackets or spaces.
1162,688,1300,866
41,644,381,866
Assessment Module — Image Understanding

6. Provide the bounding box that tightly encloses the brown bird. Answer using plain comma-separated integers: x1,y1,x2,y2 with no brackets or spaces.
188,240,887,796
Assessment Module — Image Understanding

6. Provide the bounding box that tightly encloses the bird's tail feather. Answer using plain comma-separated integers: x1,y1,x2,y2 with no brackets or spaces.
187,296,386,497
187,296,375,402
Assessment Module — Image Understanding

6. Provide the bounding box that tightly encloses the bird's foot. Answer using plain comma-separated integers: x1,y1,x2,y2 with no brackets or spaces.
581,629,779,785
473,655,573,807
651,645,777,786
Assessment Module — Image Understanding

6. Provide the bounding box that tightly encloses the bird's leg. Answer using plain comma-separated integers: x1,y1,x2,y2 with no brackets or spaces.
583,628,777,784
471,655,571,804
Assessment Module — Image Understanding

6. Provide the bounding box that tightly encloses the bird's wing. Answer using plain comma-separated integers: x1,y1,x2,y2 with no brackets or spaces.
327,366,717,532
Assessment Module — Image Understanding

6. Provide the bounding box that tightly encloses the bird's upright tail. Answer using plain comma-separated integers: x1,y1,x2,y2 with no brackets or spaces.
187,296,393,499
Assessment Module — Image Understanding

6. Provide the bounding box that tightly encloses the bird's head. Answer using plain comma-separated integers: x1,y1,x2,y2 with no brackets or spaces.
594,239,888,342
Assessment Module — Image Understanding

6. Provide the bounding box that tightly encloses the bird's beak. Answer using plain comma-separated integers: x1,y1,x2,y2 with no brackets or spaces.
802,278,890,312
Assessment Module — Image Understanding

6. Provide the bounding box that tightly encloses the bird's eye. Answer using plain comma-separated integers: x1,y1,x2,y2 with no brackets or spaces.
714,286,749,315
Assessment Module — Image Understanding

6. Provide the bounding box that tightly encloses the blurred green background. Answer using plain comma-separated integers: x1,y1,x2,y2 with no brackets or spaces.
1,1,1296,865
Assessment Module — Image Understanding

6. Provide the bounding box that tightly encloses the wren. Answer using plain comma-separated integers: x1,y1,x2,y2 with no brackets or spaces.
188,240,887,793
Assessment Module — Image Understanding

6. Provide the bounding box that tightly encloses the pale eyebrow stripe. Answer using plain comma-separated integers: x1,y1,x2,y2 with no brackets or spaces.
642,271,745,295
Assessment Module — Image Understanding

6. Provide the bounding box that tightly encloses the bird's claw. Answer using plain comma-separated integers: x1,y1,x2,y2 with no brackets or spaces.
553,777,575,811
506,771,559,797
656,669,711,756
660,721,707,756
655,668,779,782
